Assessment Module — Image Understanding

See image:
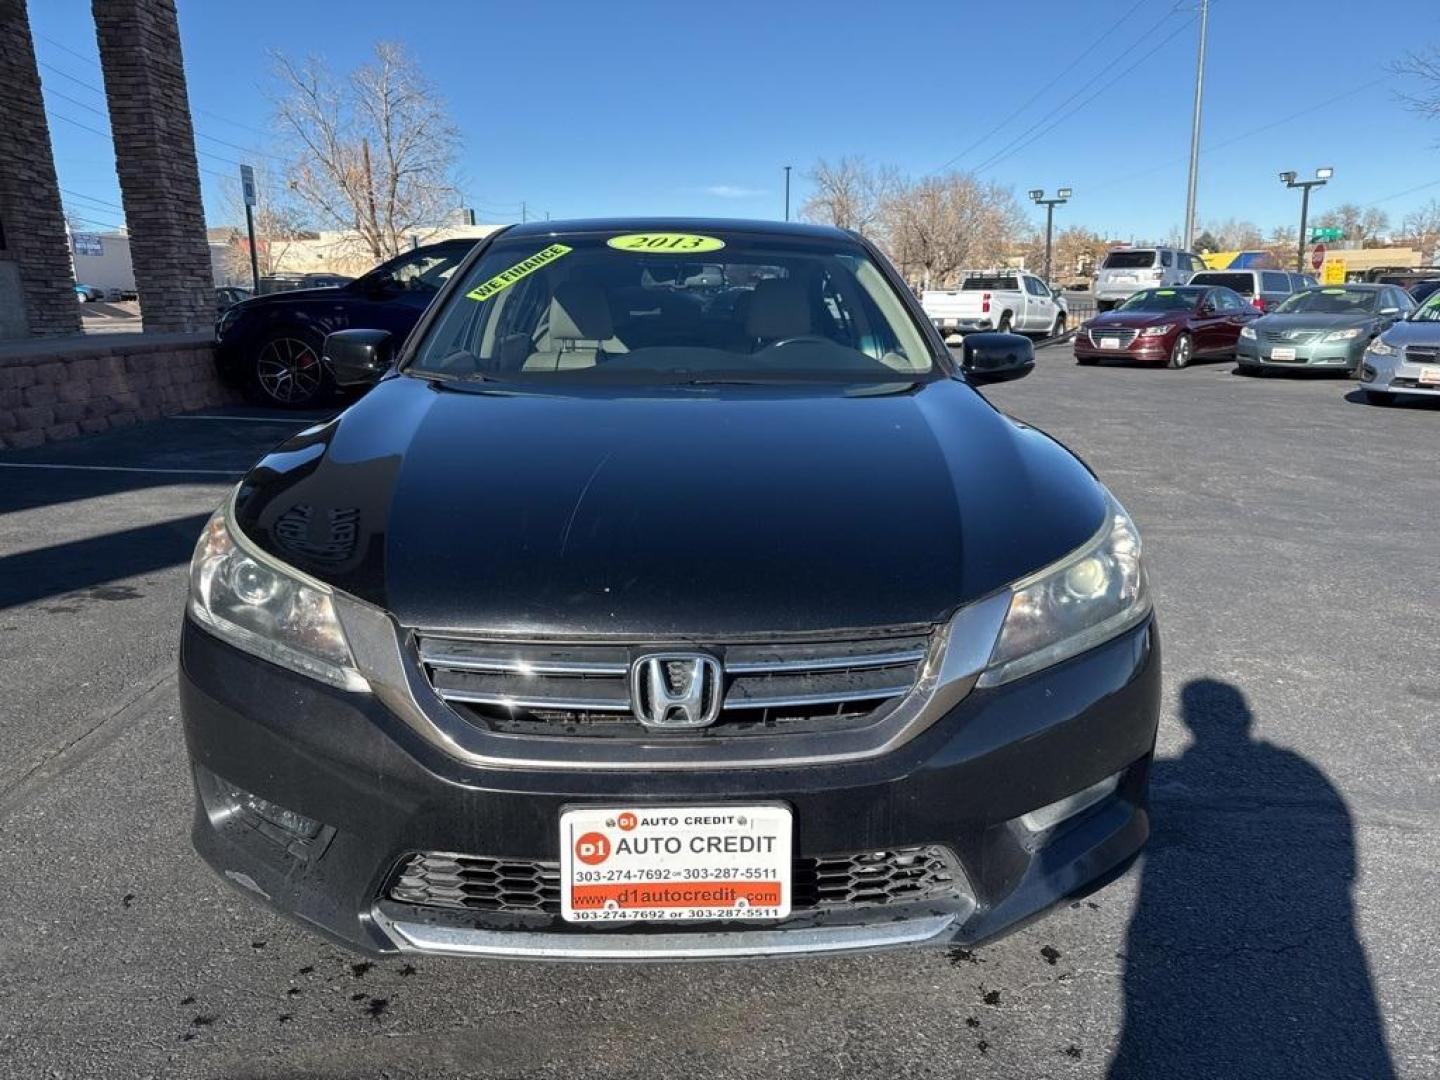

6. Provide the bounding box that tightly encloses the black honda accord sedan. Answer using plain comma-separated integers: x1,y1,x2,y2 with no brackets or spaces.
180,219,1159,960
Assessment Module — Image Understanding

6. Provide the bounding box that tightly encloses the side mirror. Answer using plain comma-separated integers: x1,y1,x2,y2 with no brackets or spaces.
325,328,394,387
952,332,1034,385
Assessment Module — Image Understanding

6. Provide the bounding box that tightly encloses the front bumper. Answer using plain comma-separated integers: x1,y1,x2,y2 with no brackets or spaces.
1235,336,1367,370
180,614,1160,960
1074,335,1171,363
1358,350,1440,397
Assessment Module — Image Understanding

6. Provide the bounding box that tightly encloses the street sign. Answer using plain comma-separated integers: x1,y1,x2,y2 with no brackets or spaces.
1310,227,1343,243
239,164,257,208
1322,259,1346,285
1311,243,1326,272
71,233,102,257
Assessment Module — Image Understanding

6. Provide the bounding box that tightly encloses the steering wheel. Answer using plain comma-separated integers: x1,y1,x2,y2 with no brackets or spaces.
763,335,833,350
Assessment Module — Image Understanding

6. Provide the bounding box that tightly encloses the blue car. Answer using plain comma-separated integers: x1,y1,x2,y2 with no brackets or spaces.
213,239,476,406
74,282,104,302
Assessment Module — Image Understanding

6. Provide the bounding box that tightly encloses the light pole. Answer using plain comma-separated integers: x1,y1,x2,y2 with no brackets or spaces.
784,165,792,222
1280,167,1333,272
1029,188,1072,286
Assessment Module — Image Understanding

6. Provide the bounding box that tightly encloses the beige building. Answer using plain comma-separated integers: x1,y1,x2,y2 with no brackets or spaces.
223,222,504,282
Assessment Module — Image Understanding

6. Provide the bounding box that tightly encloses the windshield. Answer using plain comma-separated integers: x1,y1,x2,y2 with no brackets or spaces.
1118,288,1202,313
410,231,935,383
1274,288,1378,315
1411,292,1440,322
1102,250,1156,270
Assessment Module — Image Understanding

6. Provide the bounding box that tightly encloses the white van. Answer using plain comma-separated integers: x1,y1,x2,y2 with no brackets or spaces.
1094,247,1206,311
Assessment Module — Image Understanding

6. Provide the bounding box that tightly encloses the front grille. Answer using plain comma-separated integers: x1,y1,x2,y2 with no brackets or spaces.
1088,328,1138,347
1404,345,1440,363
388,846,962,915
416,632,930,738
1262,329,1318,344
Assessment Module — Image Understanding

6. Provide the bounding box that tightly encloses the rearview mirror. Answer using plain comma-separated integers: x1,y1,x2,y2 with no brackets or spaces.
952,332,1034,385
325,328,394,387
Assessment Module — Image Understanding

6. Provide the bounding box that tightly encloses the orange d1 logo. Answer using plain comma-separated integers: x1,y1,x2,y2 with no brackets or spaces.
575,831,611,865
617,811,638,832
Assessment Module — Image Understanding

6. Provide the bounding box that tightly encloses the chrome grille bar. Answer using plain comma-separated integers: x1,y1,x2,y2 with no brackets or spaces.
414,631,932,736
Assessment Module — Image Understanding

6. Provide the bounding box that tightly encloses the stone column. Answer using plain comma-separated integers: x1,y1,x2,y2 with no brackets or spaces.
0,0,83,339
92,0,212,333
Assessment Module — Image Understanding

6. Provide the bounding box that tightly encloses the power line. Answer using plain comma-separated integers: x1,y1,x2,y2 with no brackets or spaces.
960,5,1189,179
927,0,1150,176
1084,78,1388,195
63,209,127,232
969,14,1197,179
61,187,124,212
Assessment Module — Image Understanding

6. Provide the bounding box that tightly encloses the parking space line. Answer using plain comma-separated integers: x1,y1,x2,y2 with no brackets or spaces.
0,462,242,476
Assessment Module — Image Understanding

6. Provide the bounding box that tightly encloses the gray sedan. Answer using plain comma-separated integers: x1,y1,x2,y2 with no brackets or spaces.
1236,284,1414,375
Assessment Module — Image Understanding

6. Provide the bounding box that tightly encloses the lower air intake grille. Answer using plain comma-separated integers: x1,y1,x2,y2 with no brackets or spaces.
388,846,961,915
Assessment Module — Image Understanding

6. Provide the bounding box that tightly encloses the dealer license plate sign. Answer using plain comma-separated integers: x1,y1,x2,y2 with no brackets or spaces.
559,804,792,923
1100,337,1121,349
1271,346,1297,362
1419,366,1440,386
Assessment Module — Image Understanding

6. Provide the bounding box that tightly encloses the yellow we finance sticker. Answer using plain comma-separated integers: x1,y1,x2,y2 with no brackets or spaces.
465,243,572,301
607,232,726,254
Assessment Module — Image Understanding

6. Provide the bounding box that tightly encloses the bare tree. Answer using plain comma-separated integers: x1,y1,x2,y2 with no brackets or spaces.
1315,203,1389,245
1021,226,1112,283
1199,218,1265,250
800,157,897,236
270,42,461,261
218,166,312,281
1398,199,1440,256
1393,48,1440,122
881,172,1025,288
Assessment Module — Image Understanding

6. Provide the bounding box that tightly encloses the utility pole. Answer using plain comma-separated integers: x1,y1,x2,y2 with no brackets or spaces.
1183,0,1209,250
784,165,792,222
1029,188,1072,285
1280,168,1334,272
521,201,527,224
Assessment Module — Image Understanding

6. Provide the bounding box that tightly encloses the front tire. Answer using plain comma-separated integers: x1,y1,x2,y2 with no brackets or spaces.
1364,390,1396,406
251,329,330,408
1167,333,1193,369
1050,313,1067,339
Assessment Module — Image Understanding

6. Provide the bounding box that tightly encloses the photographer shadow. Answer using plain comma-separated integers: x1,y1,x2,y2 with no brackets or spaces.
1110,679,1394,1079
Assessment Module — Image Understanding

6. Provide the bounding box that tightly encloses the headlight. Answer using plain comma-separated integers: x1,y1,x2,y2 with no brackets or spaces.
1239,326,1257,340
1140,324,1173,337
1365,339,1397,356
1322,328,1363,341
188,505,368,691
978,495,1150,688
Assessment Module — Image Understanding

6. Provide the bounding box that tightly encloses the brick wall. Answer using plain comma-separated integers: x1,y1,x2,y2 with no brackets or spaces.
0,0,83,338
93,0,214,333
0,333,238,449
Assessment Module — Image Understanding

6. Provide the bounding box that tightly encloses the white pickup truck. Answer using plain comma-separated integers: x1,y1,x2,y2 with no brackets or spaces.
921,270,1067,338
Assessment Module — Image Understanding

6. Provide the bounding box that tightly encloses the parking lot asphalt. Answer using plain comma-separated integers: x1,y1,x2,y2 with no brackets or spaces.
0,356,1436,1079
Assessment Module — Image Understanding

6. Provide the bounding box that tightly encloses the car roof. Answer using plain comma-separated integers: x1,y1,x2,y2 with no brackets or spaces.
501,217,855,243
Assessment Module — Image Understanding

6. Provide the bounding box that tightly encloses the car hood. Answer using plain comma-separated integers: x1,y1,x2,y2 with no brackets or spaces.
238,286,351,309
232,375,1107,637
1088,310,1186,329
1378,318,1440,347
1255,313,1374,332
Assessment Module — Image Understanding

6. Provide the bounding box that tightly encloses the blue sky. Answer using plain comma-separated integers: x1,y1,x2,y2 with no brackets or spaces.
28,0,1440,242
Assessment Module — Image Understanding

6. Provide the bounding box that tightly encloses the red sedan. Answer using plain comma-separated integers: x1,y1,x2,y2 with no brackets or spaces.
1075,285,1259,369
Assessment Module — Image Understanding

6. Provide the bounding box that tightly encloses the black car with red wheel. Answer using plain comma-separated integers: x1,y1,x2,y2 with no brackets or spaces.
1074,285,1258,369
213,239,476,407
